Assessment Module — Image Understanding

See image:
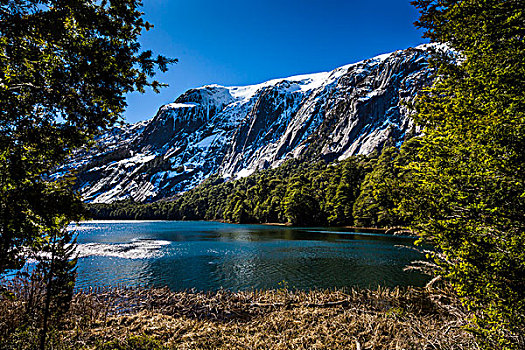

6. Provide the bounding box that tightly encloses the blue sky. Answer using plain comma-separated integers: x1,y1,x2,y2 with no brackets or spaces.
124,0,427,123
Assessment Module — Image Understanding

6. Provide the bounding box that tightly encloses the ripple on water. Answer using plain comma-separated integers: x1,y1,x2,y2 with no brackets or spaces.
75,239,171,259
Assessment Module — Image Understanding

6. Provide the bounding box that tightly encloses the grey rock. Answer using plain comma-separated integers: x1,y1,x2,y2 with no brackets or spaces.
56,44,436,203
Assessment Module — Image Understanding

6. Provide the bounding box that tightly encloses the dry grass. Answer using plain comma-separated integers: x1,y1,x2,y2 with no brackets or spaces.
1,281,480,349
65,286,478,349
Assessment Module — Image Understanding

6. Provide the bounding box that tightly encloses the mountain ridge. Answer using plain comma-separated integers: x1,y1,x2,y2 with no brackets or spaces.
56,44,436,203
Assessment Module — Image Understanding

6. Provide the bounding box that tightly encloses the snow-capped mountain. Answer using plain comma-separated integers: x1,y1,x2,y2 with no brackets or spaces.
58,44,435,203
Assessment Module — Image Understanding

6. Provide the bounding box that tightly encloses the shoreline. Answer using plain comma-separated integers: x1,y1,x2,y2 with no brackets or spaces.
78,219,394,234
1,284,476,349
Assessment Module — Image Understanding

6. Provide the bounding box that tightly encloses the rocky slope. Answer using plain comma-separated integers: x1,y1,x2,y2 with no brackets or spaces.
57,44,436,203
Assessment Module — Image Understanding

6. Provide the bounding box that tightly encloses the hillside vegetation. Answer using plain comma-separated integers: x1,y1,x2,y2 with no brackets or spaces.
86,147,414,228
1,0,523,349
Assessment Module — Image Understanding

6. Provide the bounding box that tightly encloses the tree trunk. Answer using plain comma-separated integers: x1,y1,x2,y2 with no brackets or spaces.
39,239,56,350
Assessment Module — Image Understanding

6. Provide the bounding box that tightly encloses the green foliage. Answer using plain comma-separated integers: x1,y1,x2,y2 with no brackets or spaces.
224,190,254,224
34,224,78,349
1,325,41,350
354,147,401,227
0,257,77,350
87,156,375,227
0,2,173,348
282,175,323,226
97,335,168,350
0,325,73,350
353,139,422,228
0,0,175,274
406,0,525,347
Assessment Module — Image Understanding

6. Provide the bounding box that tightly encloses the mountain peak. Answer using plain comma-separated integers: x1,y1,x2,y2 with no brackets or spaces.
58,45,435,203
169,44,436,110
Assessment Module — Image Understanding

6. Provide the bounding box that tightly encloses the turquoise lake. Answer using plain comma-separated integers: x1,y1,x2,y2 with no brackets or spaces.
71,221,429,291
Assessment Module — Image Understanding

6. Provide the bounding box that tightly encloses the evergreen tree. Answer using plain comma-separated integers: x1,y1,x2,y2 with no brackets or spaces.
224,190,253,224
282,175,323,226
406,0,525,347
353,148,395,228
33,224,77,350
353,139,421,228
327,158,368,226
0,0,175,273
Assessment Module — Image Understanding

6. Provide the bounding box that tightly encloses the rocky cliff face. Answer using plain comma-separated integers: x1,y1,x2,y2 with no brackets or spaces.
57,45,435,203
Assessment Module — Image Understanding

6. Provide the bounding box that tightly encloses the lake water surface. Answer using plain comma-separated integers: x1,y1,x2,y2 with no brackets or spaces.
71,221,428,291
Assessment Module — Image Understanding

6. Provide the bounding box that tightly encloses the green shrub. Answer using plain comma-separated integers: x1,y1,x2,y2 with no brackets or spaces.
97,335,168,350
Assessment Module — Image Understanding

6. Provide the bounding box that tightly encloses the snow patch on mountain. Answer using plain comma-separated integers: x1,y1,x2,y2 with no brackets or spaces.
56,44,437,203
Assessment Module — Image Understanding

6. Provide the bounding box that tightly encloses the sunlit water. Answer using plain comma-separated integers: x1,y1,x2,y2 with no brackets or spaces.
70,221,429,291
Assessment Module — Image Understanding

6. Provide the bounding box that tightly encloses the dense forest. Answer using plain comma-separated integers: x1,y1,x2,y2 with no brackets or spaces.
86,139,420,228
1,0,524,349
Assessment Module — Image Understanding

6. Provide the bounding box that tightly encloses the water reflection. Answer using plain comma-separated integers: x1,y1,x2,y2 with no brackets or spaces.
71,221,429,291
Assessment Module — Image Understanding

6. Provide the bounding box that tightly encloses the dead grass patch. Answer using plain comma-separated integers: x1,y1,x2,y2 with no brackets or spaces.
1,284,479,349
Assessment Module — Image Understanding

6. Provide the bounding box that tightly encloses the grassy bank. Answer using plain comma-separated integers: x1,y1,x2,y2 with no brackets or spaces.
1,284,479,349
